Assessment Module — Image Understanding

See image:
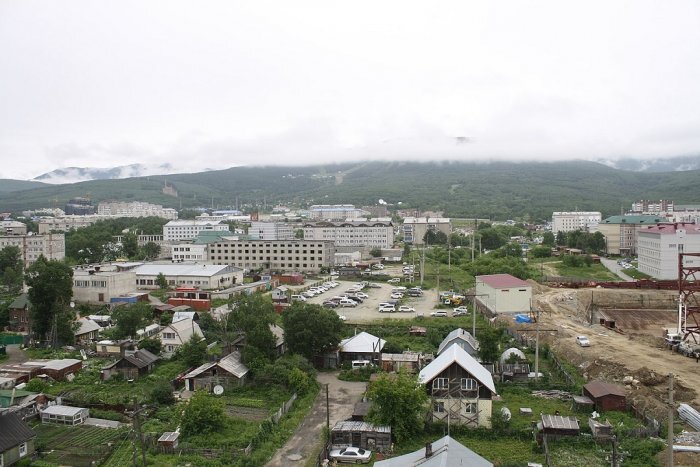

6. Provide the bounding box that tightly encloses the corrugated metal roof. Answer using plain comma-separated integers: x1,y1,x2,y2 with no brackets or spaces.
477,274,530,288
184,351,248,379
42,405,87,416
158,432,180,442
332,421,391,433
541,414,580,430
584,380,626,398
340,332,385,354
374,435,492,467
76,318,101,336
418,343,496,394
134,263,231,278
438,328,479,355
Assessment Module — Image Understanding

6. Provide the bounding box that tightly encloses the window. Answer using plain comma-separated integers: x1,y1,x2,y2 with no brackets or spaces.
163,332,176,340
19,442,27,457
464,402,477,414
432,378,448,390
461,378,477,391
433,401,445,413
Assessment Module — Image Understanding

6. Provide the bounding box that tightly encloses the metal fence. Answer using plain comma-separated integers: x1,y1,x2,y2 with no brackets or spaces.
0,333,24,345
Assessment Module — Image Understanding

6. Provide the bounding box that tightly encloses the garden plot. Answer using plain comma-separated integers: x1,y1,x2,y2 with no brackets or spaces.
33,424,127,467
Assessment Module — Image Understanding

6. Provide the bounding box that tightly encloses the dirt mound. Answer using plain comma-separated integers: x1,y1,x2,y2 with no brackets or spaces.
632,367,666,386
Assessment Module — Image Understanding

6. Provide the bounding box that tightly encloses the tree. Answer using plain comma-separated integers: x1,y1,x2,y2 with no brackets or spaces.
150,379,175,405
369,247,382,258
542,231,555,247
121,232,139,259
138,337,162,355
478,228,507,251
531,246,552,258
223,294,277,366
181,391,226,436
423,229,447,245
141,242,161,260
25,256,74,346
0,246,23,292
178,334,207,368
476,326,502,363
555,231,566,246
112,302,152,339
155,272,168,289
367,371,428,443
294,229,304,239
282,302,343,360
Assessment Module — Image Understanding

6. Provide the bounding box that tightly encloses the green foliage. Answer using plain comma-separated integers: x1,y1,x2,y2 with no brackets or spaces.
111,302,152,339
478,227,508,250
25,256,75,345
467,254,531,280
0,300,9,329
0,246,23,292
155,272,168,289
281,302,343,360
367,370,428,443
424,229,448,245
489,408,512,434
477,326,502,363
542,231,555,247
140,241,161,260
287,367,312,394
618,437,664,466
138,337,162,355
149,379,176,405
223,294,277,366
369,247,382,257
531,246,552,258
177,335,208,368
181,391,226,437
338,365,375,382
562,254,586,268
25,377,49,393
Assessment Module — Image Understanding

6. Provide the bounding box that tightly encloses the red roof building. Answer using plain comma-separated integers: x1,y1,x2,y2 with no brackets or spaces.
475,274,532,315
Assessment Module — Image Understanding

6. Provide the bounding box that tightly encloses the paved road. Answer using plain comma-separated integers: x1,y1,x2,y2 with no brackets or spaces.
600,258,635,282
265,372,366,466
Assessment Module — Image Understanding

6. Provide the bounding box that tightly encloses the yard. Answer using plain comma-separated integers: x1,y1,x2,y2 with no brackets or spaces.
32,424,129,467
531,258,619,281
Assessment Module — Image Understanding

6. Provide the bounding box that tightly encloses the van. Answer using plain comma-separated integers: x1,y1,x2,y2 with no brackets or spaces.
352,360,371,369
291,294,307,302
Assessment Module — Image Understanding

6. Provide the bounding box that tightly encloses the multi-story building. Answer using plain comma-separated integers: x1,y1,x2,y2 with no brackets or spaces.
0,220,28,236
402,217,451,245
308,204,367,221
637,223,700,279
551,211,602,233
171,243,208,261
38,216,102,233
630,199,674,214
64,197,95,215
249,222,295,240
97,201,178,219
303,220,394,249
133,263,243,290
0,233,65,267
208,238,335,273
72,267,137,304
670,205,700,224
595,215,665,255
163,220,229,241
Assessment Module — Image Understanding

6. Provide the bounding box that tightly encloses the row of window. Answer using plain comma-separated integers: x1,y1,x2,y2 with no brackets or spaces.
433,401,477,414
74,280,107,288
432,377,478,391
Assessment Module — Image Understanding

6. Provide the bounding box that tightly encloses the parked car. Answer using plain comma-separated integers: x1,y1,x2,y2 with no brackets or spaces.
398,305,415,312
329,447,372,464
368,283,381,288
390,293,404,300
338,315,347,321
576,335,590,347
291,294,307,302
302,291,316,298
407,290,423,297
346,296,363,303
338,299,358,307
430,311,448,317
322,301,339,308
372,263,385,270
378,305,396,313
355,292,369,299
387,278,401,284
392,286,407,292
453,306,469,314
453,310,468,316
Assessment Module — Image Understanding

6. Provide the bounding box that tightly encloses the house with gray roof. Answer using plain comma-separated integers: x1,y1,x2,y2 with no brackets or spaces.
418,343,497,427
338,331,386,365
0,412,36,466
184,351,249,391
156,318,203,356
437,328,479,357
374,435,492,467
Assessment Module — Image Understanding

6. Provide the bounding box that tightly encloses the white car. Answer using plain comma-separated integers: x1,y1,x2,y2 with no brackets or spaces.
302,291,316,298
387,278,401,284
453,306,469,314
398,305,415,312
372,263,385,270
430,311,448,317
329,447,371,464
392,286,407,292
390,293,404,300
378,305,396,313
291,294,307,302
355,292,369,299
576,336,591,347
338,315,347,321
338,299,357,307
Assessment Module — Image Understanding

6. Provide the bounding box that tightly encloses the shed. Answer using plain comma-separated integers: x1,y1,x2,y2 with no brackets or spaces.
583,380,627,412
101,349,160,380
184,351,249,391
409,326,427,337
380,352,421,373
589,418,614,439
330,421,392,453
41,405,90,425
538,414,580,437
352,401,371,421
158,431,180,450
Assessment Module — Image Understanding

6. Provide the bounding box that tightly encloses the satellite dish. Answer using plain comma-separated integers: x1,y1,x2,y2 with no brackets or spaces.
213,385,224,395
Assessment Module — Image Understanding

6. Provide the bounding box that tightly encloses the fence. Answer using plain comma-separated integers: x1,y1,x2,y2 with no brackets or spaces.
627,403,660,438
505,328,578,388
244,392,298,454
0,333,24,345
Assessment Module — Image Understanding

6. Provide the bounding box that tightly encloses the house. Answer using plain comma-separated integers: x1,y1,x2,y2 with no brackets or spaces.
380,352,422,373
168,287,211,311
136,323,161,339
183,351,249,391
437,328,479,357
101,349,160,380
330,421,392,453
0,412,36,466
74,318,101,344
171,310,199,324
269,324,286,357
87,315,113,328
157,319,204,356
537,414,580,440
271,287,289,303
475,274,532,315
338,332,386,365
374,435,493,467
95,340,133,357
583,380,627,412
41,405,89,425
7,294,30,333
418,343,497,427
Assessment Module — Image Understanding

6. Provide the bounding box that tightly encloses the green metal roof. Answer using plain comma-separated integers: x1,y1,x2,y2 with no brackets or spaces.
192,230,234,244
8,293,29,310
600,215,665,225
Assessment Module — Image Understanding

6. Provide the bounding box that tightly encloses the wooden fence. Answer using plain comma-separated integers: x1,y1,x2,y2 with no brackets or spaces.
244,392,298,455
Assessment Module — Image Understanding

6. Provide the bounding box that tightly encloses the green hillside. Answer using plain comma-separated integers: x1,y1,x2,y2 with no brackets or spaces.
1,160,698,221
0,179,47,193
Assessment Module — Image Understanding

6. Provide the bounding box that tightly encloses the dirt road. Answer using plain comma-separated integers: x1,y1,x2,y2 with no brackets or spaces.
265,372,366,466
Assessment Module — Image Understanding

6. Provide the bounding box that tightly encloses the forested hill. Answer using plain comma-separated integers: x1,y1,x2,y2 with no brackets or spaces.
2,160,699,221
0,179,47,193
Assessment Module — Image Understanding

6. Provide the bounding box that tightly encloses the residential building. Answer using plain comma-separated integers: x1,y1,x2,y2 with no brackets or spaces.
308,204,367,221
7,294,30,333
630,199,674,214
418,343,497,427
101,349,160,380
249,221,294,240
40,406,89,425
362,205,389,218
0,412,36,466
64,197,94,215
0,220,27,236
595,215,666,255
133,263,243,290
74,318,101,344
475,274,532,315
331,421,392,454
72,267,136,304
157,318,204,355
195,212,251,223
374,435,493,467
303,220,394,249
97,201,178,219
163,220,229,241
184,351,249,390
338,331,386,365
171,243,208,261
402,217,451,245
670,204,700,224
437,328,479,357
208,238,335,274
37,215,101,233
551,211,602,233
637,223,700,279
0,233,65,267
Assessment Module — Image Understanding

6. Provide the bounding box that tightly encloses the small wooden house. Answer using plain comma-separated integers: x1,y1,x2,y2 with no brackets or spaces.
0,412,36,466
380,352,421,373
74,318,101,344
583,380,627,412
95,340,133,357
338,332,385,365
330,421,392,453
101,349,160,380
184,351,249,391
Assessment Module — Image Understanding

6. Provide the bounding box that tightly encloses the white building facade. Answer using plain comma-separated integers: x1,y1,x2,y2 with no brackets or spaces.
163,220,229,241
249,221,295,240
0,233,65,267
308,205,367,221
402,217,451,245
208,239,335,273
303,220,394,249
133,263,243,289
72,268,136,304
171,243,208,261
475,274,532,314
97,201,178,219
551,211,602,233
637,223,700,280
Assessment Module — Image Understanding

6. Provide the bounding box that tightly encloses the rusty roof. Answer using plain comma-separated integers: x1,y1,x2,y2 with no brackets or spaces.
584,380,626,399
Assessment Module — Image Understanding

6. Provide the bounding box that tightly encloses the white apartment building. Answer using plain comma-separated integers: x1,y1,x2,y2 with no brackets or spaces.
163,220,229,241
72,268,136,304
402,217,451,245
0,233,65,267
97,201,178,219
308,205,367,221
631,199,674,214
208,238,335,273
171,243,208,261
0,220,27,235
249,221,295,240
551,211,602,233
303,220,394,249
637,223,700,280
38,216,103,234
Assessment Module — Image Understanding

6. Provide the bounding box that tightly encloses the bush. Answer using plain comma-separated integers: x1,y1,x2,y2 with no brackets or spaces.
150,380,176,405
287,367,312,394
25,377,49,393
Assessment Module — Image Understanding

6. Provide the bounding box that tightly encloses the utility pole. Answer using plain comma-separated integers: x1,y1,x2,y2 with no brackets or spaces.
326,384,330,433
667,374,675,467
534,303,541,381
131,399,148,467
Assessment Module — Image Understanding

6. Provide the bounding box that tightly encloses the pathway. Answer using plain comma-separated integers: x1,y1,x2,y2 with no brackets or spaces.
600,257,635,282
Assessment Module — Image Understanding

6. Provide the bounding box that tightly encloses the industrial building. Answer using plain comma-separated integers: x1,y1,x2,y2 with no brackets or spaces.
475,274,532,315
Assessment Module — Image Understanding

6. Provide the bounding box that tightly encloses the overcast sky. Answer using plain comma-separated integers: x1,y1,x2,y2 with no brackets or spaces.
2,1,700,180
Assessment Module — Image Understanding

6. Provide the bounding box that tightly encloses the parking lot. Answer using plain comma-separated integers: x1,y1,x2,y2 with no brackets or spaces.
302,279,444,323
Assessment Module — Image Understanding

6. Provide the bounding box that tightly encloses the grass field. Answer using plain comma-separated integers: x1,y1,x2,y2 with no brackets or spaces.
33,424,129,467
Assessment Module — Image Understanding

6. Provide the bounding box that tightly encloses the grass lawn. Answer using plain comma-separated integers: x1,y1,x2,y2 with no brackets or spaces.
553,261,619,280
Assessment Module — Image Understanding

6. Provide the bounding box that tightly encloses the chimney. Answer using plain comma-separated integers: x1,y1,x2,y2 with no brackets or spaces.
425,442,433,458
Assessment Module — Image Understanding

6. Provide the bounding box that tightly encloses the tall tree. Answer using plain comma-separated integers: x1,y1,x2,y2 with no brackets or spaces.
367,371,428,443
476,326,502,363
140,242,161,260
112,302,152,339
542,231,555,247
24,256,74,346
225,294,277,366
0,246,23,292
282,302,343,360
